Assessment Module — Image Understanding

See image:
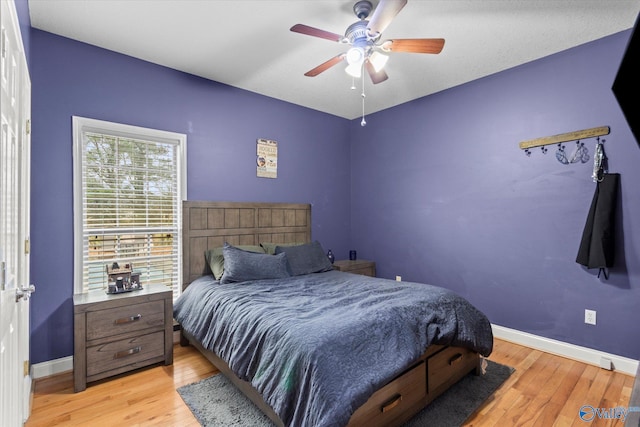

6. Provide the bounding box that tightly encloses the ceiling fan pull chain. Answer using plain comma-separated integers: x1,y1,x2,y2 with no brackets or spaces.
361,63,367,126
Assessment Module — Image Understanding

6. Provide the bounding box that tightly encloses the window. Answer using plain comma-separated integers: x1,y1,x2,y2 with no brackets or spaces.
73,117,186,300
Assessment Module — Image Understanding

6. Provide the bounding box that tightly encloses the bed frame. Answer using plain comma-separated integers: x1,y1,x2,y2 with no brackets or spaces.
181,200,482,427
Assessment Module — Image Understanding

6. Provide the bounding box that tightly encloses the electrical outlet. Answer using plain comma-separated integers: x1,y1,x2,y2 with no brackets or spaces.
585,309,597,325
395,276,402,282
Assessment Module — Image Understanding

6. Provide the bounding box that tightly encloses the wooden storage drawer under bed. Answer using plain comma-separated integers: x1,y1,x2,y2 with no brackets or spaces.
348,362,426,427
427,345,477,397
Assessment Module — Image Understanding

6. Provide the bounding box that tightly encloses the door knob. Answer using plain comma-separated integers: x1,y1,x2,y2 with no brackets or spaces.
16,284,36,302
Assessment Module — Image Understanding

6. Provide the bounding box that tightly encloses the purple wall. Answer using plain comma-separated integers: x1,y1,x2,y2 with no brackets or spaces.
14,0,30,64
29,29,351,363
23,4,640,364
349,30,640,359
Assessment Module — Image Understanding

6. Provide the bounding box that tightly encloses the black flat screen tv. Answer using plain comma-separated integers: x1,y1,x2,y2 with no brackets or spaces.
612,12,640,147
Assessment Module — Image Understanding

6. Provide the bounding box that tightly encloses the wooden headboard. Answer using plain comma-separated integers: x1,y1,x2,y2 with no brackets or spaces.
182,201,312,289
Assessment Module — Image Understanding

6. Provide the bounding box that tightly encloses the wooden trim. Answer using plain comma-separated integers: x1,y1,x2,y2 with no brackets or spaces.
518,126,610,150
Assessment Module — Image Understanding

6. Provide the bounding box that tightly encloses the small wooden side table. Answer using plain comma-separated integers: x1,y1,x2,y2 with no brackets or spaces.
332,259,376,277
73,283,173,392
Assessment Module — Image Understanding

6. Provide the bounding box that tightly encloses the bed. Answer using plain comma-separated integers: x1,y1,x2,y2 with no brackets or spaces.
175,201,494,427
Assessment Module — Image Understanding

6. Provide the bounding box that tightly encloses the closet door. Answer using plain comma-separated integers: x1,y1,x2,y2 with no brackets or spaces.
1,0,33,425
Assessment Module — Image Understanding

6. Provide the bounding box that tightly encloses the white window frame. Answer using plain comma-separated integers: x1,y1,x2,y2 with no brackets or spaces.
72,116,187,299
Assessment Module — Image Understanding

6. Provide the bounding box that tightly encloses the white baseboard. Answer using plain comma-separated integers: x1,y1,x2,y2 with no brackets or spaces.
32,356,73,380
492,324,639,376
31,325,638,379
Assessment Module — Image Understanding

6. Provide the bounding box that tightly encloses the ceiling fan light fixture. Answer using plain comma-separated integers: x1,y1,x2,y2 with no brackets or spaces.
369,51,389,72
346,47,365,65
345,46,365,77
291,0,445,128
345,62,362,78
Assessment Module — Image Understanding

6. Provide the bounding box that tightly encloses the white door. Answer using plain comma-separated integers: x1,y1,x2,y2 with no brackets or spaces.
1,0,33,425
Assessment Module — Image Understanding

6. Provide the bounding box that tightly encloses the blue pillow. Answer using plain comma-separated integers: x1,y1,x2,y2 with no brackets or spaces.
220,243,290,284
205,245,265,280
275,241,333,276
260,241,304,255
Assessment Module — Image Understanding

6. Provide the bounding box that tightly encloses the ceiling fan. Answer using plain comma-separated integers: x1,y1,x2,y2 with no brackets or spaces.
290,0,445,84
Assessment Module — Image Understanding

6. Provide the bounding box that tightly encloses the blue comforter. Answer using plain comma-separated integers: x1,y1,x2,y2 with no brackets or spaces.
173,270,493,427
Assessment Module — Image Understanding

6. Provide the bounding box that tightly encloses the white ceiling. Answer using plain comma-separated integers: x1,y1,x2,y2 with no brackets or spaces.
28,0,640,120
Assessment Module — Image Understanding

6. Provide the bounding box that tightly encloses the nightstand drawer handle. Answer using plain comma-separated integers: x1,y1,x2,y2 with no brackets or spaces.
114,314,142,325
114,346,141,359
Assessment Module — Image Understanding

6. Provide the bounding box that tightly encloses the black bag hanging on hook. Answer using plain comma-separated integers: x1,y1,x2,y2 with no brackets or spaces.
576,173,620,278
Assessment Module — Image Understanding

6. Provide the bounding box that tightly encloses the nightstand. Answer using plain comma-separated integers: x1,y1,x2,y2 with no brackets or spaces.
333,259,376,277
73,283,173,392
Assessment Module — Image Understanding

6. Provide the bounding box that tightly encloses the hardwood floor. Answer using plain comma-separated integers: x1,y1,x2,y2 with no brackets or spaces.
25,344,218,427
25,338,634,426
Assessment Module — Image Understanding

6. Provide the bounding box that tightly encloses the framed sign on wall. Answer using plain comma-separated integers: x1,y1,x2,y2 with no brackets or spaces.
257,138,278,178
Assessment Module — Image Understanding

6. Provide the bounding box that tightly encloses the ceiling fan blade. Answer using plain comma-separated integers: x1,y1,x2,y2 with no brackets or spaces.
383,38,445,54
365,61,389,84
304,54,346,77
290,24,344,43
367,0,408,36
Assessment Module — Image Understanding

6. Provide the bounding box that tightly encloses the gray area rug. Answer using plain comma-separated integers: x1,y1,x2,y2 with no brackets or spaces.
177,359,513,426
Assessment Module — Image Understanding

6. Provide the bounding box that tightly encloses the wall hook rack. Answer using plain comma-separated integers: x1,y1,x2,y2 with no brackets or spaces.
519,126,610,162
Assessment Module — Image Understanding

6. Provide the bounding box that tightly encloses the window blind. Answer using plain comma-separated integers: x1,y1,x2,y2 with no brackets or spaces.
73,117,185,299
